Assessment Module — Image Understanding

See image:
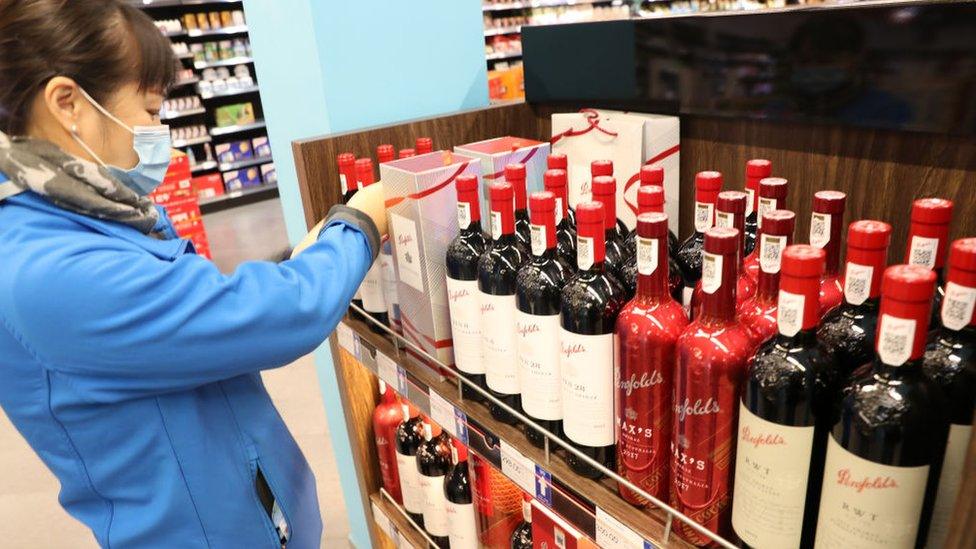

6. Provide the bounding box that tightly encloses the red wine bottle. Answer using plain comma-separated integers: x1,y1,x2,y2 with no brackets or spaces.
592,175,631,279
355,158,389,331
544,168,577,268
377,143,395,164
621,184,683,302
509,496,533,549
817,220,893,380
590,160,628,238
471,454,523,546
743,159,772,256
690,191,757,319
445,440,478,549
922,238,976,548
672,226,752,545
732,245,839,549
815,264,950,548
516,192,571,448
676,171,723,311
447,174,490,401
395,403,426,526
479,182,528,424
505,163,532,250
548,153,575,228
338,152,359,203
560,202,627,478
416,136,433,155
743,177,789,282
373,380,403,504
737,210,796,349
417,420,452,548
398,148,416,159
809,191,846,316
616,212,689,505
624,166,677,254
904,198,954,334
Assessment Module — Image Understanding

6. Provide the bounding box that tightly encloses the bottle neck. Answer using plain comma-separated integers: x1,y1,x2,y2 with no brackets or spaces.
490,201,515,240
821,212,843,276
577,223,606,272
778,273,821,337
700,251,738,322
546,185,570,225
756,269,779,302
531,215,558,257
636,234,671,300
693,192,718,234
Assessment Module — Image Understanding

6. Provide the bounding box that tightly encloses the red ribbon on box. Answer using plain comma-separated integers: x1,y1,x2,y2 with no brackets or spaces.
384,161,472,208
482,146,542,180
549,108,619,145
622,144,681,216
402,315,452,349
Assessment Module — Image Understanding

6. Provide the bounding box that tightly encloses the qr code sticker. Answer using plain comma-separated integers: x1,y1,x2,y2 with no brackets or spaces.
695,203,711,227
881,331,909,358
810,213,830,248
909,236,938,269
942,282,976,330
760,235,785,273
780,307,798,328
703,254,717,282
847,277,867,300
877,314,914,365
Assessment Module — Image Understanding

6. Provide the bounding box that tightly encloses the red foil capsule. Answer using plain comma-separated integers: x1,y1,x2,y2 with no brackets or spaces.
743,177,789,281
737,210,796,349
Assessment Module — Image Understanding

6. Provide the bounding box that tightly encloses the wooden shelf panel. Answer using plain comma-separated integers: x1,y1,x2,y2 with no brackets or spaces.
370,492,432,549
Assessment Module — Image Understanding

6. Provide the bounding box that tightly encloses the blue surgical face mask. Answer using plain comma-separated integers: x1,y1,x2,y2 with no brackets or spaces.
71,87,172,196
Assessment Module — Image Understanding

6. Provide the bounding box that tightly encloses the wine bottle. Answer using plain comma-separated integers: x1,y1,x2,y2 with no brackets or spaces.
447,174,490,401
621,184,684,301
548,153,575,228
672,226,752,545
737,210,796,349
690,191,757,319
416,136,433,155
339,152,363,315
356,158,389,331
373,380,403,504
510,496,533,549
815,264,950,549
544,168,577,267
810,191,846,316
817,220,893,380
516,192,572,448
624,165,677,254
732,245,839,549
743,159,772,256
395,403,426,526
904,198,954,334
398,148,416,158
417,420,452,547
560,202,627,478
676,171,723,310
445,440,478,549
616,212,689,505
377,143,395,164
505,163,532,250
479,182,528,424
590,160,628,238
592,175,630,281
743,177,789,282
922,238,976,548
471,453,523,546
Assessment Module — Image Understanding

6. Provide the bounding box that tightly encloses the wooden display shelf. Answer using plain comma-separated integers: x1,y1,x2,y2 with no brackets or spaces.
370,491,433,549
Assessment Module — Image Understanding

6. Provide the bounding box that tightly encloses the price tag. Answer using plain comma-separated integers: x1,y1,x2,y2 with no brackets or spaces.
371,501,393,540
595,507,647,549
500,440,536,494
335,322,356,356
454,409,469,444
534,465,553,507
396,366,409,396
395,529,413,549
376,351,399,389
429,391,456,437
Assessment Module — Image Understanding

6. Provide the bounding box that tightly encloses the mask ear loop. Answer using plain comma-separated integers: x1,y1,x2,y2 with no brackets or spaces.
70,123,108,168
76,86,134,134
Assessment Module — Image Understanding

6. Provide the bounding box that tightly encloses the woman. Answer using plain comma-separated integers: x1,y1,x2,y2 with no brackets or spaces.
0,1,385,547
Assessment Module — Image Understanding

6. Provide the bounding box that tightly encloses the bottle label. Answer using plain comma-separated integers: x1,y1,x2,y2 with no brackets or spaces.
446,500,478,549
636,236,659,276
340,173,348,195
446,277,483,374
876,313,915,366
815,435,929,549
759,234,787,274
391,213,424,292
560,330,616,446
908,235,939,269
701,251,723,294
481,292,519,394
745,188,756,217
715,211,734,229
361,260,388,313
419,473,449,536
941,281,976,331
777,290,805,337
531,223,547,257
555,197,564,225
757,197,776,228
577,235,594,270
926,423,972,548
516,311,562,420
844,262,873,306
457,202,471,230
810,212,831,249
490,211,502,241
395,452,424,514
694,202,714,232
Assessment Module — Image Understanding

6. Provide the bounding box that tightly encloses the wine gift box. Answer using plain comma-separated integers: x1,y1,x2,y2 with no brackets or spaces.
453,136,549,233
380,151,483,367
531,500,598,549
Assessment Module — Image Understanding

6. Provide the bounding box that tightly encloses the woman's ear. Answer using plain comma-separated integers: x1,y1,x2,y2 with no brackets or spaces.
43,76,86,133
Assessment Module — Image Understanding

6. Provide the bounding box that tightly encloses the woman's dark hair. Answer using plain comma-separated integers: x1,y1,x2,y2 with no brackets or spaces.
0,0,176,135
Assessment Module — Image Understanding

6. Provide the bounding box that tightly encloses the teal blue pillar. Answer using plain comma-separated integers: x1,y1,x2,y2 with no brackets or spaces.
243,1,488,547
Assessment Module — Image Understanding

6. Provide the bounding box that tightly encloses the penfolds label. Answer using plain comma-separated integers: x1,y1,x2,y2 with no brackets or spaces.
815,435,928,549
732,402,815,549
447,277,483,374
908,235,939,269
694,201,714,233
457,202,471,229
701,251,723,294
361,260,387,314
391,213,424,292
560,330,615,446
516,311,562,420
618,370,664,396
777,290,805,337
941,281,976,331
481,292,519,394
877,314,915,366
396,452,424,514
810,212,831,249
419,473,449,536
577,235,594,270
673,397,721,422
715,211,734,229
927,423,972,548
531,223,547,256
490,211,502,240
757,197,776,228
636,236,658,276
844,262,873,306
745,188,756,217
760,234,787,274
446,500,478,549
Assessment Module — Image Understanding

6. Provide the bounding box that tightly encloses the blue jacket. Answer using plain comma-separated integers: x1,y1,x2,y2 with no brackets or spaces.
0,172,376,548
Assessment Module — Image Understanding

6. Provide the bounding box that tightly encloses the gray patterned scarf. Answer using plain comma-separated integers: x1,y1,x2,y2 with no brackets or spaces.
0,130,159,233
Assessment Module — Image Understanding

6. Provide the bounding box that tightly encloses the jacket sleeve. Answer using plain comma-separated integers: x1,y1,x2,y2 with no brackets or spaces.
6,205,379,402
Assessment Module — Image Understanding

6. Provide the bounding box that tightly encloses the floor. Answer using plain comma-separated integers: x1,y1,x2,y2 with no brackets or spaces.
0,198,353,548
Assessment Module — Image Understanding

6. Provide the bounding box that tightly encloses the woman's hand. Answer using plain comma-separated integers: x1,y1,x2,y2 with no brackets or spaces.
347,183,388,236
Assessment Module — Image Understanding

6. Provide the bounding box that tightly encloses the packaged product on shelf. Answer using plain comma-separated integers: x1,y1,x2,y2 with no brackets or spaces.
453,136,549,234
380,151,482,366
550,109,679,232
222,167,261,191
215,140,253,164
214,102,255,128
191,174,224,200
530,499,598,549
259,163,276,185
251,136,271,159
